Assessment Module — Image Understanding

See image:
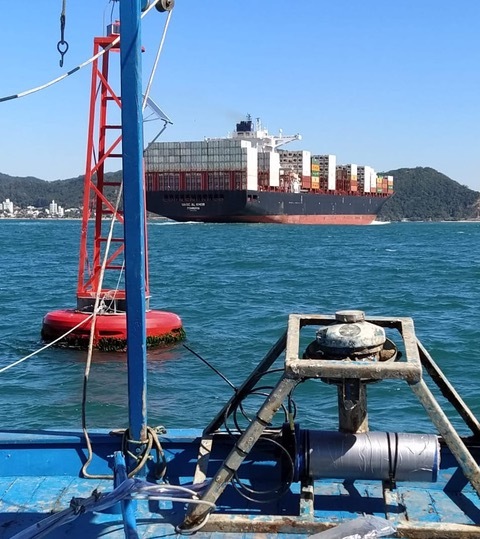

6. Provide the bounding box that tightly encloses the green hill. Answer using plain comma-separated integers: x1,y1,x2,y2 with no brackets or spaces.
378,167,480,222
0,172,122,209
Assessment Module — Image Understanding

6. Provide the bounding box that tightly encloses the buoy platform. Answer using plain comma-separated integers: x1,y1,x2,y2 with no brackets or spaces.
42,308,184,351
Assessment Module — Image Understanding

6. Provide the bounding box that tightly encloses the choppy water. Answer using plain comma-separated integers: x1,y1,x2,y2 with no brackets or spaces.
1,219,479,436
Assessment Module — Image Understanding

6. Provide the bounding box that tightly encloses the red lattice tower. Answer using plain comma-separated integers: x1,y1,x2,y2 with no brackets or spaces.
41,24,183,351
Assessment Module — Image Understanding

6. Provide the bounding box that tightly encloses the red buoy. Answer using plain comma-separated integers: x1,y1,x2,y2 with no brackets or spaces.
42,309,184,351
41,29,184,352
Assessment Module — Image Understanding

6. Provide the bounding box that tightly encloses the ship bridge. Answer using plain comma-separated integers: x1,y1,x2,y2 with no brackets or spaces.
207,115,301,152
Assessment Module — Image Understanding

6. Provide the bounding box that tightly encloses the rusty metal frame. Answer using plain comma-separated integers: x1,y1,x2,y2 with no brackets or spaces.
285,314,422,382
183,313,480,535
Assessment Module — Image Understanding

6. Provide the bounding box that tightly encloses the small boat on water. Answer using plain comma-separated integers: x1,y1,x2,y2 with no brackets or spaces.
2,2,480,539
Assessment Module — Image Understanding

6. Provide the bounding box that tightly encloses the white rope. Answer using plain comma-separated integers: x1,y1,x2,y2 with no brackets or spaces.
81,184,124,480
0,313,95,375
0,185,123,375
84,184,123,373
0,186,123,374
102,262,126,313
142,7,173,111
0,0,166,104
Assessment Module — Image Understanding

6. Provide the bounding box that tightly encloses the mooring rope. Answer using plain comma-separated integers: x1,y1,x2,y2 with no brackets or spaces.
142,7,173,111
81,184,123,479
0,0,171,103
0,313,95,375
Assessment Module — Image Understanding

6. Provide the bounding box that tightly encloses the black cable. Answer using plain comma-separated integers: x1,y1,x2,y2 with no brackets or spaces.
182,343,237,392
234,387,290,433
231,436,295,503
387,432,399,485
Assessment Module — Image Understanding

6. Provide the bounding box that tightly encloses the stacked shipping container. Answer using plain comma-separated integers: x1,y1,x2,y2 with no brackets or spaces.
357,165,376,194
144,140,258,191
335,164,358,192
311,156,320,190
313,154,336,191
258,151,281,188
277,150,312,188
144,142,393,196
375,175,394,194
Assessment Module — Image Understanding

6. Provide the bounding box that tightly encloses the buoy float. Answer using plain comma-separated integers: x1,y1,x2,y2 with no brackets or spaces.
41,309,184,352
41,27,184,352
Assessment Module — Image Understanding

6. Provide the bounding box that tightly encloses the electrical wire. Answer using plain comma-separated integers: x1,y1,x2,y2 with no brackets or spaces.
233,387,290,434
231,436,295,504
182,344,238,392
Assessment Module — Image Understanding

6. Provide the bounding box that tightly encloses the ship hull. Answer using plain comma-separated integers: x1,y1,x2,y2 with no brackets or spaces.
146,190,389,224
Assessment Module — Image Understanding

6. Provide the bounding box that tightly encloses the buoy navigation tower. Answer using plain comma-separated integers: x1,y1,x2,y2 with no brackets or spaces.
41,21,184,351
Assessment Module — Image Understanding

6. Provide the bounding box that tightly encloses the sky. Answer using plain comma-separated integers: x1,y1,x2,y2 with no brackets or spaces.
1,0,479,190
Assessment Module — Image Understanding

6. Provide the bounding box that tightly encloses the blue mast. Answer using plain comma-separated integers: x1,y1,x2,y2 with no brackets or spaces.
119,0,148,467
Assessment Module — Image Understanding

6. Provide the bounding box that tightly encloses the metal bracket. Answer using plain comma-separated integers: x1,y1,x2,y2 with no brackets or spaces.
181,312,480,532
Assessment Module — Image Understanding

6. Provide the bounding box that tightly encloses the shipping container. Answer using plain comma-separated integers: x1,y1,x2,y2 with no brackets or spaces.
144,138,392,199
302,176,311,189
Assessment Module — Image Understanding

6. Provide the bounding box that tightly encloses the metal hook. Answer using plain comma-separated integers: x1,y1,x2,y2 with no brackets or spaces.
57,5,68,67
57,40,69,68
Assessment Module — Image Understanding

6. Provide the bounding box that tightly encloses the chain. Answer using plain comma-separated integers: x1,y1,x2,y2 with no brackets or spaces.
57,0,69,67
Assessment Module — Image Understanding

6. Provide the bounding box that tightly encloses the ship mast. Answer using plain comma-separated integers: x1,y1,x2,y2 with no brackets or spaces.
119,0,149,466
119,0,176,472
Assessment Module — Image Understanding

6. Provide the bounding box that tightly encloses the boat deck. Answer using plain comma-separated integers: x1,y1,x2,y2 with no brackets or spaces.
1,430,480,538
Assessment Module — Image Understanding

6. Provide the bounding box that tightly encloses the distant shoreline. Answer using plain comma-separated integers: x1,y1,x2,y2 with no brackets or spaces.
0,216,169,222
1,217,479,224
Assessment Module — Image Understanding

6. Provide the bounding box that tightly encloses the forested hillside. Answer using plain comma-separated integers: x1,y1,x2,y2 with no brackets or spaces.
0,172,122,209
378,167,480,221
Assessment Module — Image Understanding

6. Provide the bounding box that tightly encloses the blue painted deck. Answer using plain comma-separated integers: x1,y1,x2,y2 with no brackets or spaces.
1,429,480,538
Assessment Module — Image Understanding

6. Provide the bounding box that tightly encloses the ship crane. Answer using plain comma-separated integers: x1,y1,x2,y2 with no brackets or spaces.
266,128,302,151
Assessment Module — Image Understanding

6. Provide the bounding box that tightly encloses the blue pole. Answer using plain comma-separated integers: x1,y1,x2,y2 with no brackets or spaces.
119,0,148,469
114,452,139,538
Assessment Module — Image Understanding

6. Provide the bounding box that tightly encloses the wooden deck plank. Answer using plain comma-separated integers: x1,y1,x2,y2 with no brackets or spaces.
399,487,479,525
2,473,480,537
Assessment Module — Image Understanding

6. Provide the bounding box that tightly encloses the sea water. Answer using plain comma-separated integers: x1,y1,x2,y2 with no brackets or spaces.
0,220,479,436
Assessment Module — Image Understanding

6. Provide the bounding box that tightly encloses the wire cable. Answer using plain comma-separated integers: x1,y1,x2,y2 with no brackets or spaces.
231,436,295,504
182,343,238,392
0,0,168,104
10,479,215,539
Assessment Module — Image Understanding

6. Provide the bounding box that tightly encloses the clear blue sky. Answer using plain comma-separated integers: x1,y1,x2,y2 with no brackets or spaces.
1,0,479,190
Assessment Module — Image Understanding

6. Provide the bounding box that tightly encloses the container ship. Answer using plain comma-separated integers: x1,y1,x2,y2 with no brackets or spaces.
145,117,393,224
